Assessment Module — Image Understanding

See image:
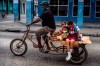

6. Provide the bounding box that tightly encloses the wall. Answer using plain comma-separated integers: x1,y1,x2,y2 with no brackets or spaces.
38,0,100,23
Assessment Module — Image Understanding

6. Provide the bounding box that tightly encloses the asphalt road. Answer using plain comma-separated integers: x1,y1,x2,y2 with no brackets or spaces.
0,32,100,66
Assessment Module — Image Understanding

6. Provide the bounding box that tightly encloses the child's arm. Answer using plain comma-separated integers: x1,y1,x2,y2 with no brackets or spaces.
58,28,63,34
76,25,82,38
54,30,62,36
78,31,82,38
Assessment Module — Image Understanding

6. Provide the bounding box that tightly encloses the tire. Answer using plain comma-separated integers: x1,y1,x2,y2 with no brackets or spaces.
70,45,88,64
10,39,28,56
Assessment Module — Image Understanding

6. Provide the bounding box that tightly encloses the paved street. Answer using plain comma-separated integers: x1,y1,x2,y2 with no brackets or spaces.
0,31,100,66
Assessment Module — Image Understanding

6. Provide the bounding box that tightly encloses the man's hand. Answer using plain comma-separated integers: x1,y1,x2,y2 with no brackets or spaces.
26,17,42,27
26,24,31,27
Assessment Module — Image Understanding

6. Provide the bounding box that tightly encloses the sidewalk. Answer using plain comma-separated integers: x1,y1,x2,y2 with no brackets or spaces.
0,21,100,37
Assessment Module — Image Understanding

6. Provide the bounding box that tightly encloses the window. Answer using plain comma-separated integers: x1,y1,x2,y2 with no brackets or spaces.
84,7,90,16
59,0,68,5
50,6,58,16
49,0,68,16
50,0,58,5
84,0,90,5
96,0,100,17
73,6,78,16
84,0,90,17
10,0,13,2
96,1,100,6
96,13,100,17
9,0,13,12
73,0,78,16
96,7,100,12
0,0,2,10
73,0,90,17
4,0,6,10
59,6,68,16
74,0,78,5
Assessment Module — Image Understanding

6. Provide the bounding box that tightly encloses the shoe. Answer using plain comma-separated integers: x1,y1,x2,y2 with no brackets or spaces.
39,47,43,52
66,55,72,61
33,45,39,48
44,48,51,53
33,45,42,48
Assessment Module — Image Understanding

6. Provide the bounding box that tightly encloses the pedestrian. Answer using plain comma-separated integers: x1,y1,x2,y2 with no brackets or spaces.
27,1,56,53
1,10,6,18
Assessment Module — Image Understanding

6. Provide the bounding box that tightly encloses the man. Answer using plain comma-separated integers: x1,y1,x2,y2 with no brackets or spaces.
2,10,6,18
27,1,56,52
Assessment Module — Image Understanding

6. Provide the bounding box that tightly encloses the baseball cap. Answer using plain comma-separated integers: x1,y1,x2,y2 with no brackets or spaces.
40,1,49,6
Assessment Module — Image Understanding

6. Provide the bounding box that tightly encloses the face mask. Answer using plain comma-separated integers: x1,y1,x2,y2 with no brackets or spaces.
63,31,67,33
42,7,46,11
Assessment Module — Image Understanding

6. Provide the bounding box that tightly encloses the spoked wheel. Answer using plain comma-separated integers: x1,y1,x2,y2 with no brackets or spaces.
10,39,28,56
70,45,88,64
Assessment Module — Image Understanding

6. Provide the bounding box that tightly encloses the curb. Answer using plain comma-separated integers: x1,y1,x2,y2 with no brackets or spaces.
5,29,21,32
0,22,100,37
4,29,35,33
84,26,100,29
82,33,100,37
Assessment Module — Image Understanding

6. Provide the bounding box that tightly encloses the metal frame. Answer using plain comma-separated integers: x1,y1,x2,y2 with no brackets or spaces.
21,26,67,54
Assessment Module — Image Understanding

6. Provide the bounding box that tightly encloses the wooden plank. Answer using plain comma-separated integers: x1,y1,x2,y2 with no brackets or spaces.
49,36,92,46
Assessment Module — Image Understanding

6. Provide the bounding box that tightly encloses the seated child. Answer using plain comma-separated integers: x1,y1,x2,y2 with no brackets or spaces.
56,26,69,40
49,22,69,41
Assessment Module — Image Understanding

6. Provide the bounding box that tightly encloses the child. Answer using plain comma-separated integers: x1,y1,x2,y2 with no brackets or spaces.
50,21,69,41
57,21,67,35
57,26,69,40
65,21,82,61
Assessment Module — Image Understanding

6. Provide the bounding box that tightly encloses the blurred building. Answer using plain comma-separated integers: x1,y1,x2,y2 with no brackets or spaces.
0,0,100,22
0,0,13,14
0,0,38,14
43,0,100,22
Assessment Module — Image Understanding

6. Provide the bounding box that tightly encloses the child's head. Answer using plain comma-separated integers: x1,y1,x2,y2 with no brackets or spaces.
62,26,68,32
61,21,66,27
67,21,73,28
